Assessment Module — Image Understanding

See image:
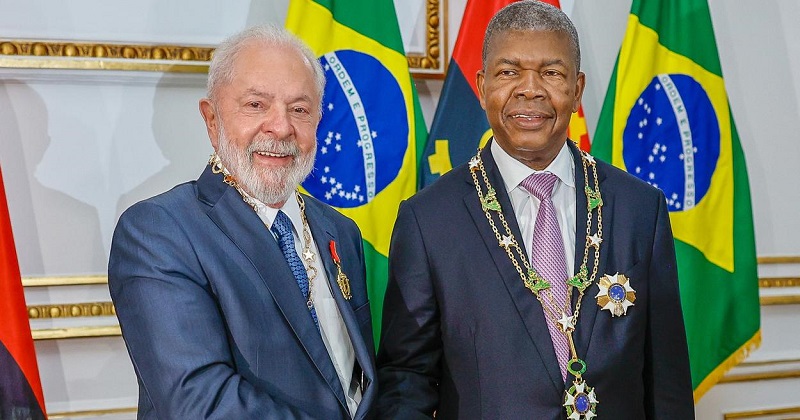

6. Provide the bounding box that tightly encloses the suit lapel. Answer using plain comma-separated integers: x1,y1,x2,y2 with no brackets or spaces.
567,142,608,368
197,168,347,413
304,197,376,418
463,145,565,395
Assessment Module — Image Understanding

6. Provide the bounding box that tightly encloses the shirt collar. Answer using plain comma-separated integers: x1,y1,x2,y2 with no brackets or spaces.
242,190,303,235
491,139,575,192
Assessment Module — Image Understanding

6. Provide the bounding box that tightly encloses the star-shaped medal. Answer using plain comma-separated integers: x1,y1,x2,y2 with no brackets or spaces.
499,235,514,249
557,312,575,333
564,379,598,419
469,156,480,171
595,273,636,317
588,233,602,249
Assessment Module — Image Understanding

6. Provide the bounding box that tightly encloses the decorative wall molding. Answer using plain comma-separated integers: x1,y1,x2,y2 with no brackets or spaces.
28,302,116,319
718,369,800,384
724,405,800,419
739,358,800,368
0,39,210,73
22,275,108,287
760,295,800,306
31,325,121,341
0,39,212,61
758,277,800,306
48,406,137,419
759,277,800,288
758,255,800,264
0,0,447,77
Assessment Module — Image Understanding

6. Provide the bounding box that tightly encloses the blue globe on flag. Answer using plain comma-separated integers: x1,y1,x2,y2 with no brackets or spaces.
622,74,720,212
303,50,408,208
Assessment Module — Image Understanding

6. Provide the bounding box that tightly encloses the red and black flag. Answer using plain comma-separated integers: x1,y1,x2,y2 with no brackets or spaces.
420,0,590,187
0,167,46,419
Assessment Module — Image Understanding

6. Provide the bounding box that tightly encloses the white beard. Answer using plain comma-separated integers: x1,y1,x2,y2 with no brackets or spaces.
215,121,316,206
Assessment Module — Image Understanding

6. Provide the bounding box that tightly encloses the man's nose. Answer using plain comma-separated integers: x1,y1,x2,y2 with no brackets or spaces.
261,107,293,138
515,71,546,100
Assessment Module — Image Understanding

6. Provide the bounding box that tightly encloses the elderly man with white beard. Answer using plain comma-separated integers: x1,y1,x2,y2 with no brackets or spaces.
109,25,376,419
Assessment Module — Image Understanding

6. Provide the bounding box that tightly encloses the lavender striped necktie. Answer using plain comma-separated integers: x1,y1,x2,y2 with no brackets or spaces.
521,172,571,381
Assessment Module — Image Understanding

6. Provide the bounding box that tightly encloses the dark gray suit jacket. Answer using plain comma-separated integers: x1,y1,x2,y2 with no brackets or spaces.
377,141,693,419
109,166,376,419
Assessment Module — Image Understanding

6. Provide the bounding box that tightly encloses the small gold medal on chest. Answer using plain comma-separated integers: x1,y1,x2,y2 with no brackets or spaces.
329,240,352,300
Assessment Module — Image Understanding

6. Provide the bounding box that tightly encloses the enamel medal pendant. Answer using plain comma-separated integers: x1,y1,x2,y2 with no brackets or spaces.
595,273,636,316
329,241,352,300
563,359,598,419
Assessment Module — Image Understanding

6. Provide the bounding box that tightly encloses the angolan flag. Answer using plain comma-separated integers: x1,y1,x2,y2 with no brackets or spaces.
0,166,46,419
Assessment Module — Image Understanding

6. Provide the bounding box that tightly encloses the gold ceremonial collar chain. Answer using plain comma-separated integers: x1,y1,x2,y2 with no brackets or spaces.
469,148,603,418
208,153,318,310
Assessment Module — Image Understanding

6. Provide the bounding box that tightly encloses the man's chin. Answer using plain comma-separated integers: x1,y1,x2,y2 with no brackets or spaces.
250,185,295,207
250,158,294,172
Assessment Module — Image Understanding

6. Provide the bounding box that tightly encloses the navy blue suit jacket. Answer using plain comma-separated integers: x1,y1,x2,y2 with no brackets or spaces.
109,166,376,419
377,141,693,419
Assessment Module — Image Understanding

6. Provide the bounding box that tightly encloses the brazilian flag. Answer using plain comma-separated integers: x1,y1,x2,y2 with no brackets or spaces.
286,0,427,346
593,0,760,400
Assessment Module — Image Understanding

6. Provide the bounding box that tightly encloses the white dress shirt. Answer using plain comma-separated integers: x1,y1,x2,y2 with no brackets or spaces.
491,140,577,276
250,194,361,417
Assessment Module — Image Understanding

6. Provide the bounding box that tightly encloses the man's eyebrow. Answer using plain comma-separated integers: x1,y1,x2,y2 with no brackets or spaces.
494,57,569,68
290,94,315,103
241,88,271,98
239,89,313,104
542,58,568,67
495,57,521,67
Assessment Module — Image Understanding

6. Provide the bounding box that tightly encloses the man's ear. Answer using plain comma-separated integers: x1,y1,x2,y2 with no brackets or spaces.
476,70,487,111
572,72,586,113
199,98,219,149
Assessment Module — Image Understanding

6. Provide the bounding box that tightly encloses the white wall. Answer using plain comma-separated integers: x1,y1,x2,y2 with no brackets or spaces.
1,0,798,417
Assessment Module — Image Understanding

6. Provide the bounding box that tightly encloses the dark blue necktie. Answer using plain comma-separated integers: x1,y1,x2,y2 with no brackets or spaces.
271,210,319,327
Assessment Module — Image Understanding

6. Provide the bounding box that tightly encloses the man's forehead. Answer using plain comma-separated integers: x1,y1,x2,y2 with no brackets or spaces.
489,28,571,46
485,29,577,63
230,44,312,80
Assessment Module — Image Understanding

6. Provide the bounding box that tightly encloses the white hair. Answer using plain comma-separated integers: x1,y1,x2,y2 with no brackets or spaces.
207,24,326,103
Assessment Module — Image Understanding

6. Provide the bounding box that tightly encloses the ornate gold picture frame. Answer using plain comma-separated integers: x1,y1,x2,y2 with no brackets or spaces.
0,0,447,78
